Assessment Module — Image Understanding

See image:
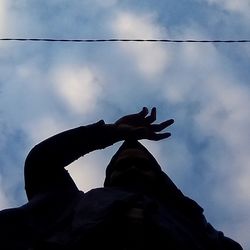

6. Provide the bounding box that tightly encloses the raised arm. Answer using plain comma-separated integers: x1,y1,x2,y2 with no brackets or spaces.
24,120,121,200
24,107,174,200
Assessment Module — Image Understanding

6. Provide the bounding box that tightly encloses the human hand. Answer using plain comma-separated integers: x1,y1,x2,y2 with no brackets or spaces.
115,107,174,141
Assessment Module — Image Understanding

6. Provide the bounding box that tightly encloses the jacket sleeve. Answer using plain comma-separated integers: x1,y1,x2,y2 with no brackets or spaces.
24,120,120,200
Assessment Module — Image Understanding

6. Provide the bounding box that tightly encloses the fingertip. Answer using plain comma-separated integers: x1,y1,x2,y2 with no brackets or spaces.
150,107,157,120
153,132,172,141
162,119,174,127
140,107,148,116
169,119,174,124
163,132,171,138
151,107,156,113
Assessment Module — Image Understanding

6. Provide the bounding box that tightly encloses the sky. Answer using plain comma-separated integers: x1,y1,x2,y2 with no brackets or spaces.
0,0,249,248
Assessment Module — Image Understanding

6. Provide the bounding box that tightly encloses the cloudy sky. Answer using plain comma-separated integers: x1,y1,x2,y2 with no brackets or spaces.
0,0,249,248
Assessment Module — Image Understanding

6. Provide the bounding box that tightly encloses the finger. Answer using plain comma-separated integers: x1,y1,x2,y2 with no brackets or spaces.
151,119,174,132
149,132,171,141
145,107,156,124
127,127,171,141
138,107,148,117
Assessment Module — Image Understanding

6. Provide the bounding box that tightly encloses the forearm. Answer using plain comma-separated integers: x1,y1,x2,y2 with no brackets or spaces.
25,120,121,171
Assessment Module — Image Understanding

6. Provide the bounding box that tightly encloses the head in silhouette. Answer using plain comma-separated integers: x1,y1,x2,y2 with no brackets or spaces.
104,140,163,195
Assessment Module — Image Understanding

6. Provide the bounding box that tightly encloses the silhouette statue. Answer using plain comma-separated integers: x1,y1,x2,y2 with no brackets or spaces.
0,107,243,249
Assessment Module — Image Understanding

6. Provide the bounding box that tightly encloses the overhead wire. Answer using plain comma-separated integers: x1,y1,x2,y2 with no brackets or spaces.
0,38,250,43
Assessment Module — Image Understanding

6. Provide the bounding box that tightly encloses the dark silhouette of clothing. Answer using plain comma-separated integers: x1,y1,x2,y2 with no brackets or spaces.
0,120,243,249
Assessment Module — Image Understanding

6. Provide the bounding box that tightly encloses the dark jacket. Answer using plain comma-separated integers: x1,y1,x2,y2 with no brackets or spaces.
0,121,243,250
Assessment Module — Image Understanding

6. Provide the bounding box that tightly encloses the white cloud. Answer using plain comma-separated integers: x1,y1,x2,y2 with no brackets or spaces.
0,0,7,34
111,11,171,78
0,0,11,51
0,59,54,129
204,0,250,18
66,143,123,192
0,190,9,210
24,116,67,145
67,156,104,192
160,23,250,246
91,0,118,7
191,78,250,244
52,65,102,115
234,219,250,248
0,177,11,209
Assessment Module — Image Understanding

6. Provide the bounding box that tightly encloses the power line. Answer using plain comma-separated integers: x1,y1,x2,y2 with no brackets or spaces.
0,38,250,43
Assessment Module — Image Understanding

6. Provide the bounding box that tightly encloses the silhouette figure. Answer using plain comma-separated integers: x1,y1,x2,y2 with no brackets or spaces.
0,107,243,249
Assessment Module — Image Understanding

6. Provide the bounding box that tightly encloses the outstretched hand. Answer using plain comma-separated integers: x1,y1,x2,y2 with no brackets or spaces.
115,107,174,141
